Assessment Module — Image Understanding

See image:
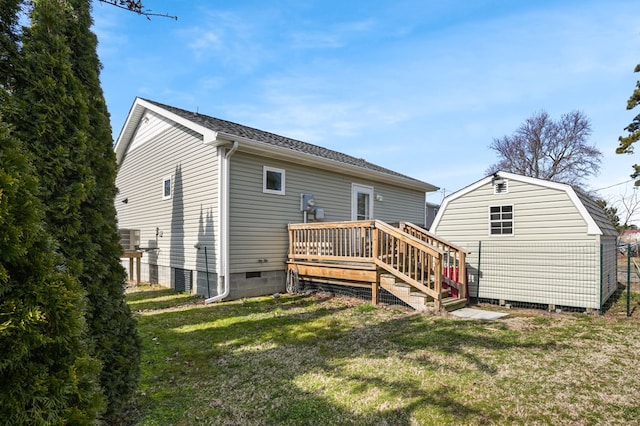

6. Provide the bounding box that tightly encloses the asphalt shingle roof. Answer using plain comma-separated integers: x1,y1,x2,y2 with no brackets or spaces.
143,98,430,186
574,190,619,237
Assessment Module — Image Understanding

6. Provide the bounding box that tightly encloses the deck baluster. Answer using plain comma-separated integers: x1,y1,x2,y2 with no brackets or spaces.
287,220,467,311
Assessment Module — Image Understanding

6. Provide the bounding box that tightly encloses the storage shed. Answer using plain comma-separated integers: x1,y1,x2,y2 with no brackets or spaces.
430,171,619,310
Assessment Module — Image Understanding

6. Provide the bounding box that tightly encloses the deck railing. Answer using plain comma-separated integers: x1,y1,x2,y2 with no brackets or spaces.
372,220,443,301
399,222,467,300
288,220,468,307
288,220,375,263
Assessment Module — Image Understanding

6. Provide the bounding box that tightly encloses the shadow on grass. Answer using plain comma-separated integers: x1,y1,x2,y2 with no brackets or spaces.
125,287,560,425
264,376,487,426
125,288,179,303
127,293,204,312
382,315,568,375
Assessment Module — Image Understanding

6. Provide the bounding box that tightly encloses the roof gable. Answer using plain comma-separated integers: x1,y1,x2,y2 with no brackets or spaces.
114,97,438,193
432,171,616,236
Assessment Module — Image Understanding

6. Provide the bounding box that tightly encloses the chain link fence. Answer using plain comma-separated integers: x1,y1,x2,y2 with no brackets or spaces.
293,241,640,316
610,244,640,316
297,279,412,309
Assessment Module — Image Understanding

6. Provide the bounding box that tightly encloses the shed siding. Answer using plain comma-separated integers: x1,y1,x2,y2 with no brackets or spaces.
433,179,604,309
115,112,219,290
434,180,592,242
462,242,601,309
600,236,618,303
228,152,426,273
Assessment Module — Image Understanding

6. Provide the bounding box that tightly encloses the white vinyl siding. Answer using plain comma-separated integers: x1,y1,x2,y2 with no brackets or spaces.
432,179,606,309
435,180,591,243
467,242,601,308
115,114,219,286
228,152,427,273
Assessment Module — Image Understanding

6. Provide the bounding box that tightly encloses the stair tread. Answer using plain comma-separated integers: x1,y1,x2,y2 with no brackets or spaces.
393,282,411,288
441,296,464,304
441,297,466,312
378,272,465,312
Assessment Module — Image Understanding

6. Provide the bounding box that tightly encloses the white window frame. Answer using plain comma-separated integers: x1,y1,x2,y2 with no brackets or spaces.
162,175,172,200
263,166,285,195
489,204,514,236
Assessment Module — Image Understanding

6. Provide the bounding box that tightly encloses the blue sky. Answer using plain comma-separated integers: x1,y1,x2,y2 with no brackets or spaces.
93,0,640,221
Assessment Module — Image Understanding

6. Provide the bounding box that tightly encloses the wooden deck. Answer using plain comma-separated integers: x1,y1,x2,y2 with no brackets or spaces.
287,220,467,311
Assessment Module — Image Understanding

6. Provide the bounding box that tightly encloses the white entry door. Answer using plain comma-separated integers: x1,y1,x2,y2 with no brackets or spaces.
351,184,374,220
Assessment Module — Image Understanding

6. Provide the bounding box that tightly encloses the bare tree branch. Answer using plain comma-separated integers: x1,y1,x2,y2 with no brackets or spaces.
97,0,177,20
487,110,601,188
617,187,640,228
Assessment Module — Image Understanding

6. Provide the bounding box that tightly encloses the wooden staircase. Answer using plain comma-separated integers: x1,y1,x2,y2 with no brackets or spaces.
287,220,468,312
379,274,467,312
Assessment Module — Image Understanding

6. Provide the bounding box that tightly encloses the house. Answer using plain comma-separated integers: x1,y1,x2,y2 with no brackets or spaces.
424,201,440,229
430,171,619,311
619,229,640,247
114,97,438,302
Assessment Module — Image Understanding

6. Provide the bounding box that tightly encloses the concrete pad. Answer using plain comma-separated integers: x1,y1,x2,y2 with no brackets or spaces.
449,308,508,320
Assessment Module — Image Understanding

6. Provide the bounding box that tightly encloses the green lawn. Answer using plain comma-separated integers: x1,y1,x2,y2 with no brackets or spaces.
124,285,640,425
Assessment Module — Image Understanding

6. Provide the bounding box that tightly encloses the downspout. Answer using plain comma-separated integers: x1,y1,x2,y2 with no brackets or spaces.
205,140,238,303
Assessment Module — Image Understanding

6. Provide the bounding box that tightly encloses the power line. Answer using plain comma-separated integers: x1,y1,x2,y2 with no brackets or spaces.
593,179,635,192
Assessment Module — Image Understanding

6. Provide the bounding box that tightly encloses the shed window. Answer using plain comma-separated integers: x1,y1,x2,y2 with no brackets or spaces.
263,166,285,195
162,176,172,200
489,205,513,235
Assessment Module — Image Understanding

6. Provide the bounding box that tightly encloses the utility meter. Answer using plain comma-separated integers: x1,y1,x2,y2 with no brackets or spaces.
300,193,316,212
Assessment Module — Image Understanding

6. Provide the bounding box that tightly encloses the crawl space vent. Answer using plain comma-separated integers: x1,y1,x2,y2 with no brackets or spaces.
174,268,192,292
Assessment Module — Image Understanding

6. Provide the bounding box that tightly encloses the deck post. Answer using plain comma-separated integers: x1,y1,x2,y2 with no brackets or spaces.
372,280,378,306
137,255,141,285
459,251,466,300
288,225,295,259
434,255,442,311
371,222,379,261
123,251,142,285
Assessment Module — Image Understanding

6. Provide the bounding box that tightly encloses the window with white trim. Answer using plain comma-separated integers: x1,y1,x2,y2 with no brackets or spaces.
489,205,513,235
162,176,172,200
263,166,285,195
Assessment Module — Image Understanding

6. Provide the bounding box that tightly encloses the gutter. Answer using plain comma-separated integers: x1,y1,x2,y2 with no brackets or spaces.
205,140,238,304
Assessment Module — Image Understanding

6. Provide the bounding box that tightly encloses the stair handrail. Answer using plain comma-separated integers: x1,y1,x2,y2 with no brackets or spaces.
399,222,468,253
287,220,466,309
373,220,444,257
372,220,444,307
399,222,467,300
